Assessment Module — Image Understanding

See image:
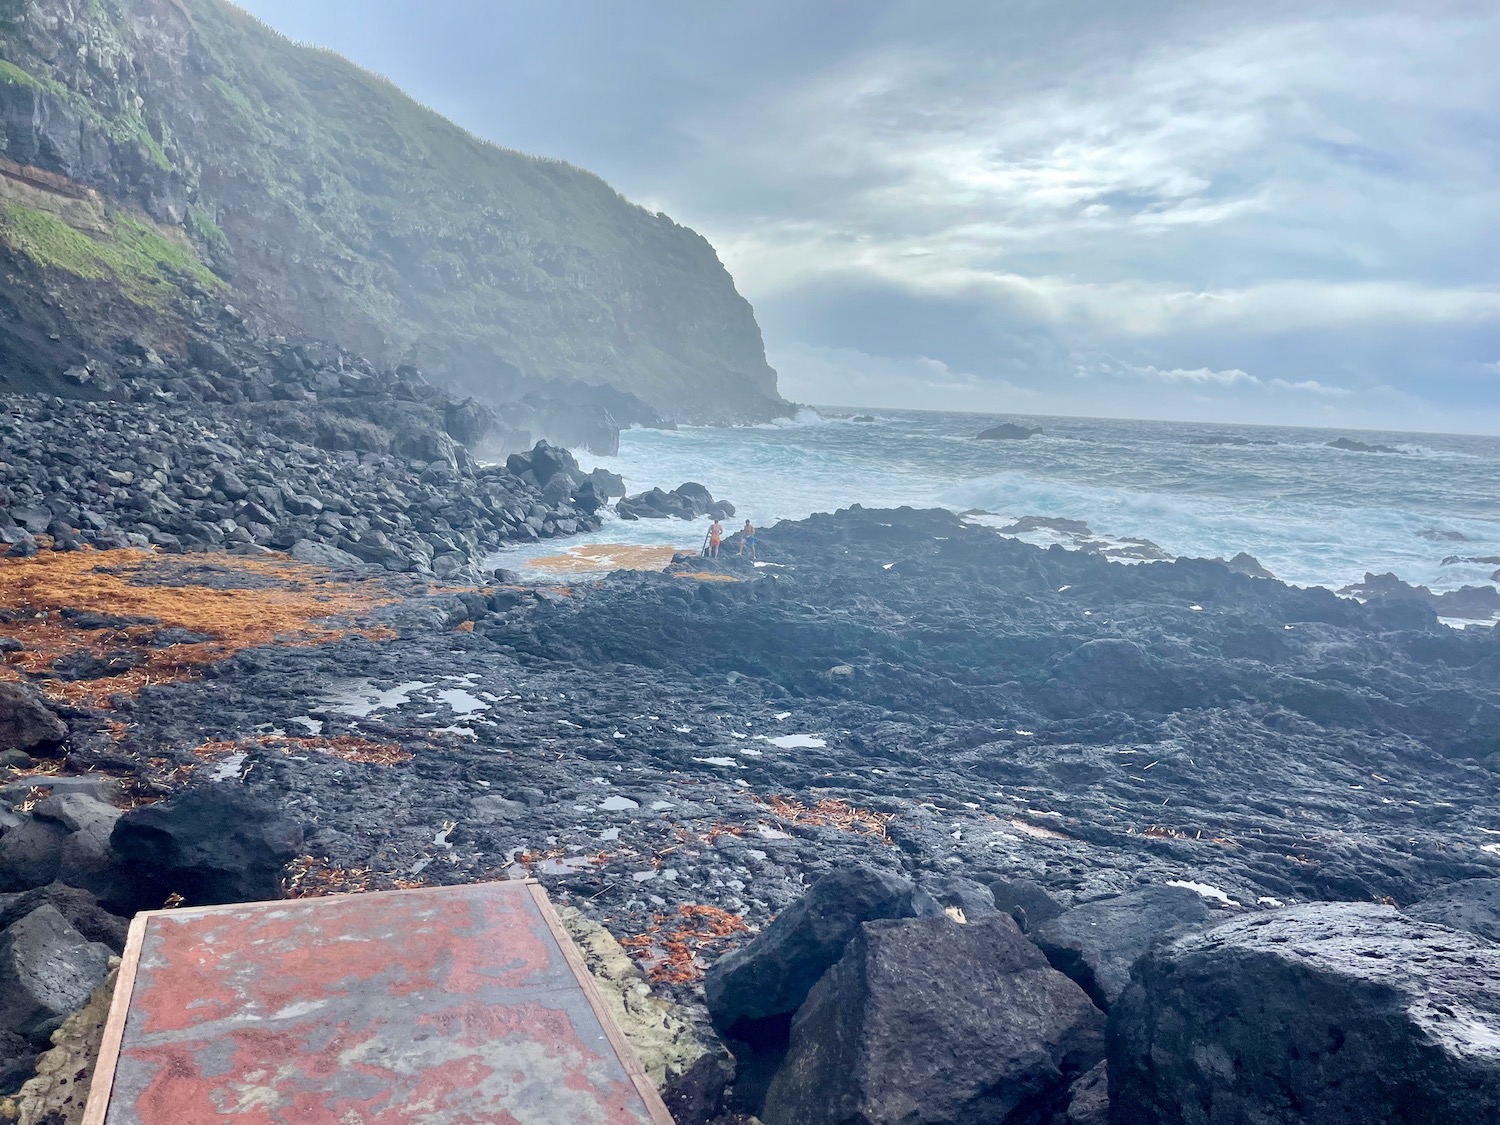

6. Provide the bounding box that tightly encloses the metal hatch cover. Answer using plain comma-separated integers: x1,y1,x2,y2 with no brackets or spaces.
83,879,674,1124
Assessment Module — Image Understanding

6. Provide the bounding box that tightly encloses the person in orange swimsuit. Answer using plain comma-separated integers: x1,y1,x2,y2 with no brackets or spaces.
708,519,723,557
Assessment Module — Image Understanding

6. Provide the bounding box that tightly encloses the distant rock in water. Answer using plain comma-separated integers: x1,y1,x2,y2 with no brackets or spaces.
1418,528,1471,542
616,483,735,522
1326,438,1403,454
977,422,1041,440
1442,555,1500,567
1338,572,1500,621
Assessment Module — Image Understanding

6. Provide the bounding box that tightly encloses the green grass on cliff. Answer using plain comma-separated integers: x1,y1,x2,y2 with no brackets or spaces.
0,202,222,309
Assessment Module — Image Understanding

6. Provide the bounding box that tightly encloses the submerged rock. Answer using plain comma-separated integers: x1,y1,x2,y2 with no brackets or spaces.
762,915,1105,1125
1109,903,1500,1124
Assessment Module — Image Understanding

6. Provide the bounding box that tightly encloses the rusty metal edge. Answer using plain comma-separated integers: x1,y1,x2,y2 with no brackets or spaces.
526,881,678,1125
81,911,149,1125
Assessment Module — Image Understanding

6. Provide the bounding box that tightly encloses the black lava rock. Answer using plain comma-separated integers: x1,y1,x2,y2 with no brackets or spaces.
762,915,1105,1125
1108,903,1500,1124
1030,884,1215,1010
1403,878,1500,943
0,683,67,754
705,864,931,1111
110,785,305,910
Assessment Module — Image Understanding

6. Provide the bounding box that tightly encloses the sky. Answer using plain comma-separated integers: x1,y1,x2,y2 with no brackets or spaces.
233,0,1500,433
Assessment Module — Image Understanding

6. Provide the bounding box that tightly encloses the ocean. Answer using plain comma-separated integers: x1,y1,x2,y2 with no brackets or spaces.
489,409,1500,600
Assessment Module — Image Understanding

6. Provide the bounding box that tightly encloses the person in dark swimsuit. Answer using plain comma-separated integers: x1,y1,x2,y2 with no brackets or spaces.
738,520,756,559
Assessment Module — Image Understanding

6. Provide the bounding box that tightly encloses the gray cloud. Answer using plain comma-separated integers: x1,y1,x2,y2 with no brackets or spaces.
236,0,1500,432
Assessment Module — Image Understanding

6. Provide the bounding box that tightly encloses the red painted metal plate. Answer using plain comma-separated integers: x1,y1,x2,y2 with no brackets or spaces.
86,881,673,1124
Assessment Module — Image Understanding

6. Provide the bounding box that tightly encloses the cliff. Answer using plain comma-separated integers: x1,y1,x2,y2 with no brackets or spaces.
0,0,786,423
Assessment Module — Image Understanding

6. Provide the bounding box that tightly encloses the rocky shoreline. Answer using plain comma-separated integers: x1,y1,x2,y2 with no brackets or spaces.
1,496,1498,1120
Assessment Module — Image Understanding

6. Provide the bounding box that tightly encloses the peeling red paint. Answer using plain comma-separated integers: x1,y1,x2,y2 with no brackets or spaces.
95,882,670,1124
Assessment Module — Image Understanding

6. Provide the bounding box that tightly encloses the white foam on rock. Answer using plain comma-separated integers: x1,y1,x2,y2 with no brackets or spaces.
762,734,827,749
1167,879,1241,906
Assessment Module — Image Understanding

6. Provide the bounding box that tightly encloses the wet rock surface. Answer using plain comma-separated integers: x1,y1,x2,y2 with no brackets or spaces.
1109,903,1500,1124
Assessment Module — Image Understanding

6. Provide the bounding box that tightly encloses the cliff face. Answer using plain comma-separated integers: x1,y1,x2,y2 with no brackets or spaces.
0,0,786,423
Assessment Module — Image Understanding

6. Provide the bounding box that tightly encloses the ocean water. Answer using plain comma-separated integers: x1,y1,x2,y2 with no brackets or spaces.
490,409,1500,598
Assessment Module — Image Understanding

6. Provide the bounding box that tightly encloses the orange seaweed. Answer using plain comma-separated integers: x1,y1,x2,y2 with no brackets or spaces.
0,549,396,705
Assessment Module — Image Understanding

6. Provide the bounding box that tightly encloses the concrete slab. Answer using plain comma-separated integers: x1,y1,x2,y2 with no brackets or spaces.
84,880,674,1124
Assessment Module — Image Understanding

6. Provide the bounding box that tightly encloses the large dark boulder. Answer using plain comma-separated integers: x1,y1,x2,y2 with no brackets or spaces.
1109,902,1500,1125
705,865,932,1111
1403,878,1500,943
1030,884,1214,1010
0,904,113,1043
109,785,304,910
0,683,67,753
762,915,1105,1125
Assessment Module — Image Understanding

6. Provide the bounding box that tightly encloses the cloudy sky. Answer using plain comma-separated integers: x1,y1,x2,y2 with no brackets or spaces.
235,0,1499,433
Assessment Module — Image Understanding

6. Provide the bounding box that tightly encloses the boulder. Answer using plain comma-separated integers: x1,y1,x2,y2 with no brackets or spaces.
1063,1060,1109,1125
977,422,1042,440
0,905,113,1043
289,539,366,569
761,916,1105,1125
988,876,1065,933
913,873,999,921
443,397,496,446
1030,884,1214,1010
705,864,930,1110
587,467,626,500
0,883,128,952
1108,902,1500,1125
0,684,67,754
34,794,122,902
0,816,67,894
1403,878,1500,943
1327,438,1402,454
109,785,304,911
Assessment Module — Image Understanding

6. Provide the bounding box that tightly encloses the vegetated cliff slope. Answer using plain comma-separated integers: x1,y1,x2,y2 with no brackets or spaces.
0,0,785,423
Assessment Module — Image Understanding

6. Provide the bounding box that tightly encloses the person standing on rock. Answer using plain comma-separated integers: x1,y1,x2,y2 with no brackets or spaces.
708,518,723,557
739,520,757,560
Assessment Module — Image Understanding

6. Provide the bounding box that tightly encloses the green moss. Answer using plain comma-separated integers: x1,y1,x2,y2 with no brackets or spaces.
0,58,66,98
0,59,39,88
187,205,227,251
0,202,222,309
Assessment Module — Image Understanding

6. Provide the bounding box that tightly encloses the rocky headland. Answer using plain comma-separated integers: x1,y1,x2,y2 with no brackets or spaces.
2,502,1498,1120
